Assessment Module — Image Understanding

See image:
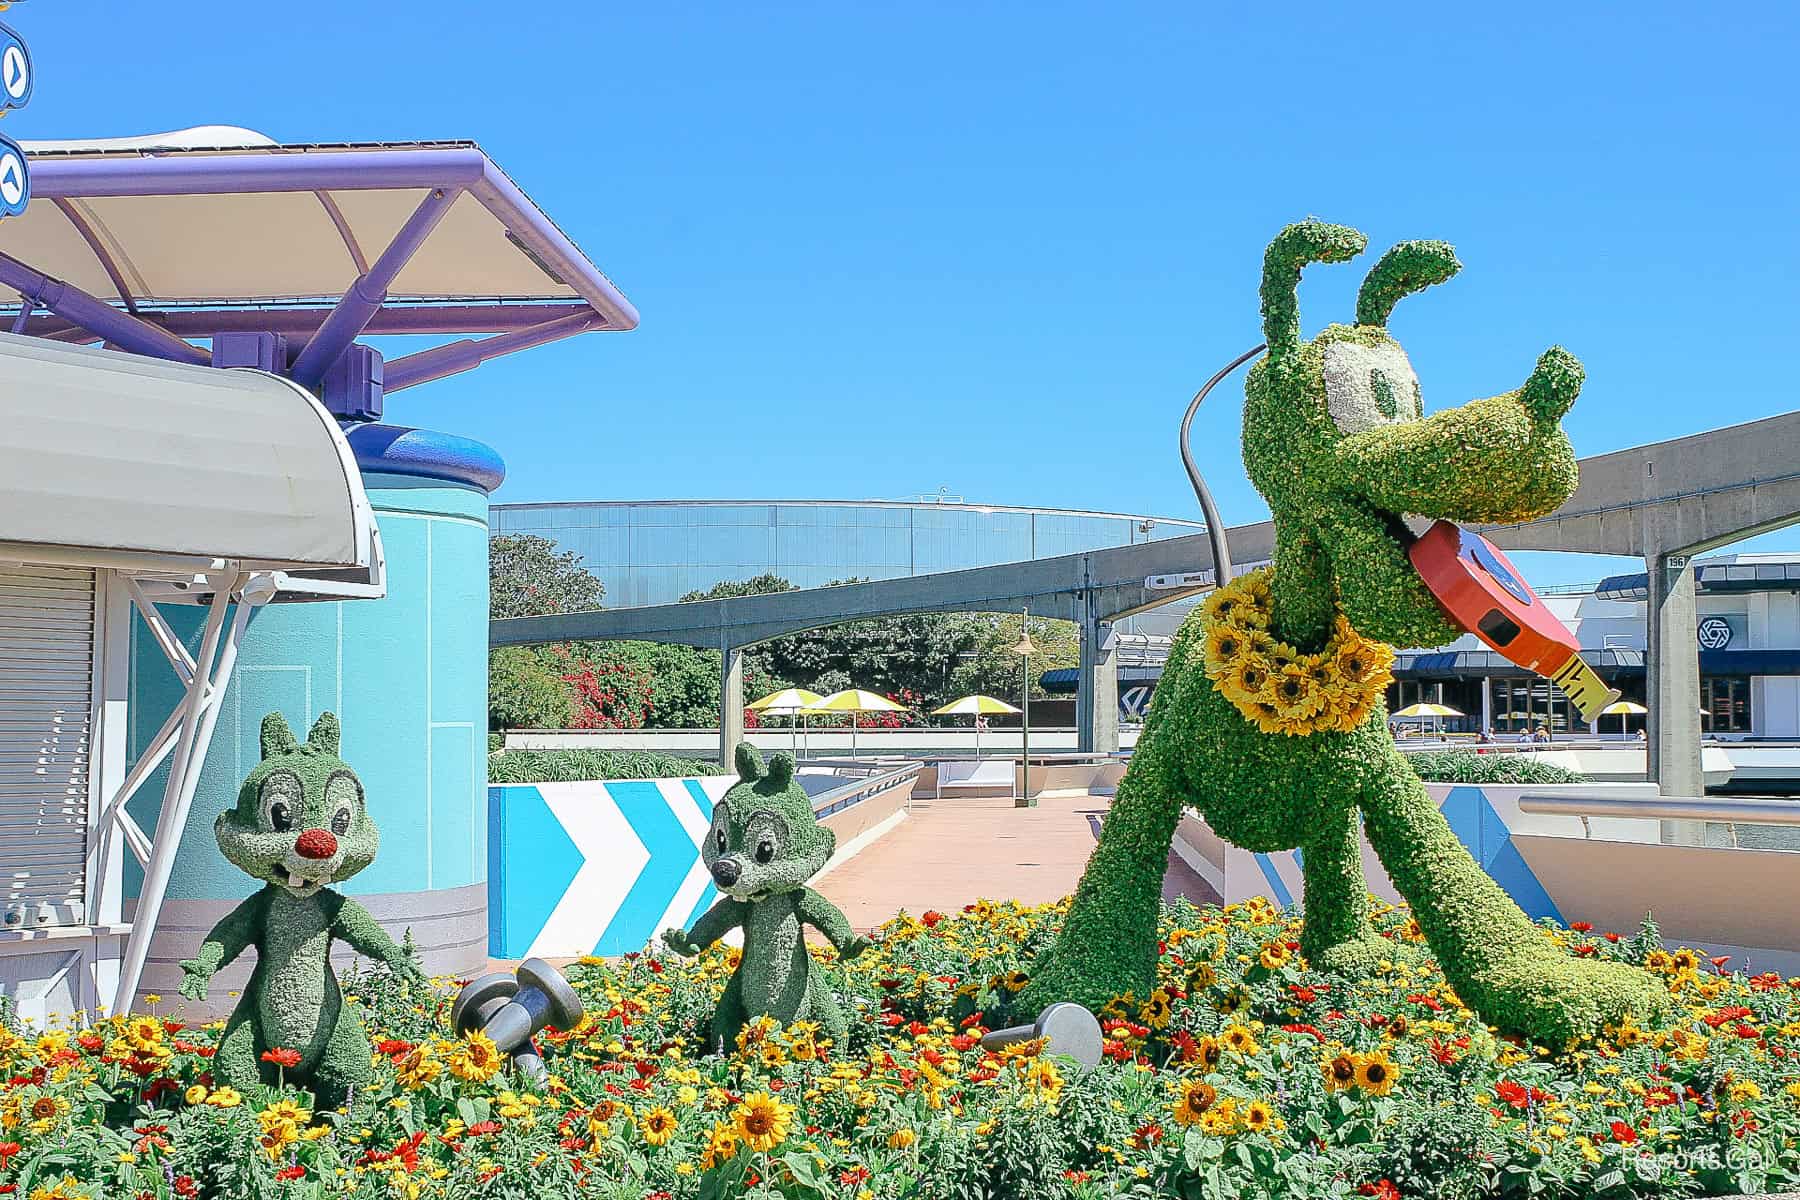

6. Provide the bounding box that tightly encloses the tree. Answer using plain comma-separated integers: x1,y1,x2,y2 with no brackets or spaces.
487,647,574,730
948,612,1080,703
489,534,604,619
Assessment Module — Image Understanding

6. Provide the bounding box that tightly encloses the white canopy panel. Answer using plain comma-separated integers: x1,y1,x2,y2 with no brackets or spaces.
0,331,377,574
1,133,630,322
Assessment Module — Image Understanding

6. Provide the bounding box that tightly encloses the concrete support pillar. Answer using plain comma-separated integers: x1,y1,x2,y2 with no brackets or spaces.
1077,615,1119,754
1646,548,1703,802
720,640,744,767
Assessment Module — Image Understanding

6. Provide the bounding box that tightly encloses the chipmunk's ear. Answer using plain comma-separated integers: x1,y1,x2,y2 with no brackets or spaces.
306,711,341,755
767,752,795,789
734,742,765,783
1261,220,1368,356
1355,240,1461,327
260,712,298,760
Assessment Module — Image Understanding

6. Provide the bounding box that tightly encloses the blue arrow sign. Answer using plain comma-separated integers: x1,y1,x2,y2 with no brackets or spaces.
0,133,27,219
0,23,29,111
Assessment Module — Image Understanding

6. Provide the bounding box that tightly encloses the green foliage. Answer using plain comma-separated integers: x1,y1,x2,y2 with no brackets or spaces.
1406,750,1585,785
487,647,574,731
948,611,1080,703
662,744,869,1052
184,711,424,1111
488,534,605,620
1026,221,1667,1049
486,748,723,783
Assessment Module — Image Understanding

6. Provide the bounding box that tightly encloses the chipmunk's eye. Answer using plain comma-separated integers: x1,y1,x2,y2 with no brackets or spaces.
269,801,293,832
755,838,775,865
715,827,728,853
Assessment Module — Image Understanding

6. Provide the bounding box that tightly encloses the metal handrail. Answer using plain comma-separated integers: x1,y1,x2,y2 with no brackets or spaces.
808,762,922,820
1517,794,1800,826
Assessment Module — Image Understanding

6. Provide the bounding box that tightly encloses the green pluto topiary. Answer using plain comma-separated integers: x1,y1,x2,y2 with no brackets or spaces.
1021,220,1666,1047
662,744,872,1054
178,712,424,1109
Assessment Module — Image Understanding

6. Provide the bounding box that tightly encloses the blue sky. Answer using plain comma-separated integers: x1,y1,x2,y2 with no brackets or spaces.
17,2,1799,585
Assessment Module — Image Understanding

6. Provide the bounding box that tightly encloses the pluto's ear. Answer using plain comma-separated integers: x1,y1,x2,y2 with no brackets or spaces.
1355,240,1461,327
768,752,796,789
260,712,298,760
734,742,764,783
307,712,341,755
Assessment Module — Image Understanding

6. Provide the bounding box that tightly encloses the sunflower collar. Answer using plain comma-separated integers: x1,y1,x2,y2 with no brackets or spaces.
1199,568,1394,736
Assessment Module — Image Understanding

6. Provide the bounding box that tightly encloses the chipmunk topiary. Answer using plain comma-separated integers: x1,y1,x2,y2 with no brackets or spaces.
178,712,423,1108
663,744,871,1054
1022,222,1668,1048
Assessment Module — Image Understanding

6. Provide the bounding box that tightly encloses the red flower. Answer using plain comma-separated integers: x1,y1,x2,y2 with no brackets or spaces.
0,1142,19,1162
1610,1121,1638,1145
260,1047,302,1069
921,911,944,927
1359,1180,1403,1200
275,1165,306,1182
467,1120,503,1136
1495,1080,1531,1109
1569,921,1593,932
839,1166,872,1186
174,1178,199,1199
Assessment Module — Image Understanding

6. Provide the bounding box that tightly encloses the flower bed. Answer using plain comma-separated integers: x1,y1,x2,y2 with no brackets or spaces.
2,898,1796,1198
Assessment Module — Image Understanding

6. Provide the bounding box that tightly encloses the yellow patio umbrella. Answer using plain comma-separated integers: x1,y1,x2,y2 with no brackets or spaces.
808,689,908,759
931,694,1021,758
1600,699,1648,739
1392,701,1463,738
747,687,824,757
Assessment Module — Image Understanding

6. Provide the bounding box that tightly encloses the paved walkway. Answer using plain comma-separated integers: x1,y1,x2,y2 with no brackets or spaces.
814,791,1219,932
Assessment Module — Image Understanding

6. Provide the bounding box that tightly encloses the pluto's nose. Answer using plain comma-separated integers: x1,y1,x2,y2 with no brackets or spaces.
294,829,338,860
711,858,741,886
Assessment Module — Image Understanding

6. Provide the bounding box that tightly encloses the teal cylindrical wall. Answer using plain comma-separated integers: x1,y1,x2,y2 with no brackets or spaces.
125,427,500,1009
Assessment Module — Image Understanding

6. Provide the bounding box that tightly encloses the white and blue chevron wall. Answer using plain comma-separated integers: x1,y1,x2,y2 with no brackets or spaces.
488,777,737,959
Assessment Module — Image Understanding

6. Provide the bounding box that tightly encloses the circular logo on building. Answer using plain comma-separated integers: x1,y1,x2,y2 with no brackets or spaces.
0,23,29,109
0,134,27,218
1697,616,1732,650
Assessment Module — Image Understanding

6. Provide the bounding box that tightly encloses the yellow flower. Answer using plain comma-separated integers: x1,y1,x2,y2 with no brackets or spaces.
1258,942,1291,971
1171,1080,1217,1127
1242,1099,1278,1133
639,1106,678,1146
1221,1024,1260,1056
448,1031,503,1083
1322,1050,1359,1093
886,1126,917,1150
1355,1050,1399,1096
204,1086,243,1109
184,1084,208,1105
702,1124,741,1168
732,1092,794,1153
1727,1079,1762,1105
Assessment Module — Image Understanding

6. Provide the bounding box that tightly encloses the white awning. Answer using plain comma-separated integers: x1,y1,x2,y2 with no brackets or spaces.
0,330,379,588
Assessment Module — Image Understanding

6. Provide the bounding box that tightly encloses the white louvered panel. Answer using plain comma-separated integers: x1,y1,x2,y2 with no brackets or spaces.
0,566,95,930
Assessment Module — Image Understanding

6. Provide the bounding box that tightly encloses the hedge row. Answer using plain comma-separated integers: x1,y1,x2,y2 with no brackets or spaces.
486,748,724,783
1406,749,1585,785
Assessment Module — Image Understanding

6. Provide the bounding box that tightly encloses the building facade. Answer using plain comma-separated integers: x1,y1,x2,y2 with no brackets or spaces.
493,498,1206,632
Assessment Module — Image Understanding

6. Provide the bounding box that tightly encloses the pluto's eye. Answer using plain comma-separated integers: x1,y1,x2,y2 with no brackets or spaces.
269,801,293,832
755,838,776,865
1370,369,1398,420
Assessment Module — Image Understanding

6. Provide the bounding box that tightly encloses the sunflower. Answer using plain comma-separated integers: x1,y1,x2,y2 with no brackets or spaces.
1221,1024,1260,1056
639,1106,678,1147
1323,1050,1359,1093
1171,1080,1218,1127
701,1124,740,1168
1192,1034,1224,1070
1202,623,1248,679
1221,659,1273,707
1270,664,1325,720
1242,1099,1277,1133
1355,1049,1399,1096
448,1031,503,1083
732,1092,794,1152
1140,990,1173,1030
1258,942,1291,971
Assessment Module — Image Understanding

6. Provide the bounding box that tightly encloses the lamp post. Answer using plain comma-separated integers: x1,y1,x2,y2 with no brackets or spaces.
1012,609,1040,808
